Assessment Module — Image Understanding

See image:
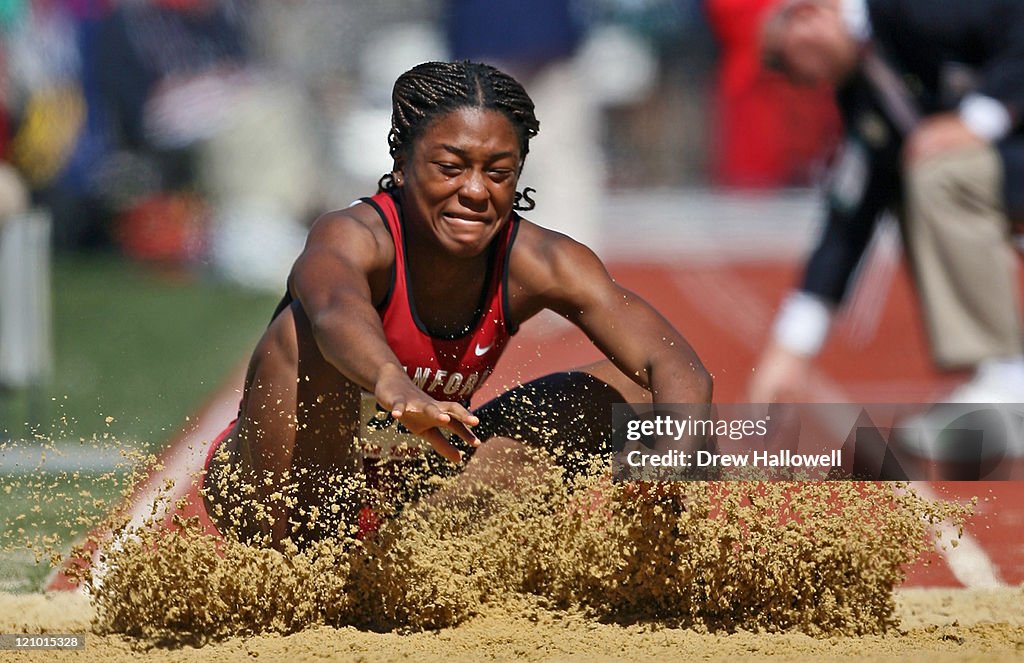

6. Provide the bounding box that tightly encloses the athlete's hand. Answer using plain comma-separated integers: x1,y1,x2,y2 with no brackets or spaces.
374,364,480,463
390,400,481,463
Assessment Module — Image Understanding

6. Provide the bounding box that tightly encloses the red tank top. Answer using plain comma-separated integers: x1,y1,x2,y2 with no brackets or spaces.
364,191,519,404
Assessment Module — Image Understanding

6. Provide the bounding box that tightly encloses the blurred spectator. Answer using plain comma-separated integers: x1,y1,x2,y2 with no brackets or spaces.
94,0,246,264
93,0,321,287
580,0,700,189
0,3,47,399
5,0,111,249
96,0,246,154
750,0,1024,405
705,0,840,188
0,163,28,221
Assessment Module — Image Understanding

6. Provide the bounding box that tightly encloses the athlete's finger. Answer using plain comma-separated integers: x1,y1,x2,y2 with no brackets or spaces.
445,418,480,447
443,403,480,427
422,428,463,464
422,402,451,425
390,401,406,419
452,407,479,428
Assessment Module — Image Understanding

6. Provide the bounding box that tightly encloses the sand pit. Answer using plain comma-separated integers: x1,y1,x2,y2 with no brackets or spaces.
3,443,1019,661
1,587,1023,661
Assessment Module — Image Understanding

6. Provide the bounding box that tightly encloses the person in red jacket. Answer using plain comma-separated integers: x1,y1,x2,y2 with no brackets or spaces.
202,61,712,549
705,0,840,187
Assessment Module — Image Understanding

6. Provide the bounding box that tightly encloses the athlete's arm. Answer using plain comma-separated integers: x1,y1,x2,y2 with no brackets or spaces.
510,224,712,405
289,207,478,461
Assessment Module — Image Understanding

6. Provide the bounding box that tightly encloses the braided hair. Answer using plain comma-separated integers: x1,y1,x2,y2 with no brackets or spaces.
378,61,540,211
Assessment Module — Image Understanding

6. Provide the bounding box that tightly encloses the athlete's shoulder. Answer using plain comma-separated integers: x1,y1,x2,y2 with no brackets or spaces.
312,197,389,234
510,217,604,277
289,198,396,301
305,198,395,262
506,217,611,318
503,215,616,324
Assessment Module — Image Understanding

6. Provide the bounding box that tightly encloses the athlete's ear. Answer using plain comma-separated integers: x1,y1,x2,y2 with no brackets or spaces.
392,157,405,185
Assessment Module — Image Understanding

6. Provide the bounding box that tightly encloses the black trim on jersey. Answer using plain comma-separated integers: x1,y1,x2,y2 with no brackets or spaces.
266,197,396,325
501,214,521,336
270,291,293,323
393,191,501,341
361,196,396,313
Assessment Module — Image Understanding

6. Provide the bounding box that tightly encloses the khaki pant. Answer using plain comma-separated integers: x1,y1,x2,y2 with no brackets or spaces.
905,145,1022,368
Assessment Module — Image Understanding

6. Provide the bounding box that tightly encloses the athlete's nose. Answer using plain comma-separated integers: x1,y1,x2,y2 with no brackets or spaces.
458,169,488,210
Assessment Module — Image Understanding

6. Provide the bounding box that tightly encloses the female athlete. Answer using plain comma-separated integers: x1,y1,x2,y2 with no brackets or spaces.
202,61,711,548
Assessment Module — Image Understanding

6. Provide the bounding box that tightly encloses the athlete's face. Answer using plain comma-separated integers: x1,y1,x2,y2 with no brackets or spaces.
397,107,522,258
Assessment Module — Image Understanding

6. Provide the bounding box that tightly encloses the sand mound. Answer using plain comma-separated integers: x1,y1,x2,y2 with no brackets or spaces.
69,444,970,646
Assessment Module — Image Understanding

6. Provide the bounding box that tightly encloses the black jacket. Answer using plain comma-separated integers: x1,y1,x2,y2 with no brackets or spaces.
801,0,1024,305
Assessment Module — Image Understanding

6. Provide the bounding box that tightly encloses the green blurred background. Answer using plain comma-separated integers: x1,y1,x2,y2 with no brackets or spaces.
3,253,278,446
0,253,278,592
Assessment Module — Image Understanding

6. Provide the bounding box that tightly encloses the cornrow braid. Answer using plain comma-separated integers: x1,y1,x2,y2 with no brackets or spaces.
378,61,541,211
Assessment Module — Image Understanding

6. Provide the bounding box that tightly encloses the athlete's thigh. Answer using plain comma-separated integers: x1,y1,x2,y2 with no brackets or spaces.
470,370,631,472
231,303,360,467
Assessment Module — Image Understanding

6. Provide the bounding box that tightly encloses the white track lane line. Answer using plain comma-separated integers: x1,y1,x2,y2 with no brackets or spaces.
909,481,1004,588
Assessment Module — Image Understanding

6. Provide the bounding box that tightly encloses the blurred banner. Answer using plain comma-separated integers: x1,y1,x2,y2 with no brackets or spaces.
612,402,1024,481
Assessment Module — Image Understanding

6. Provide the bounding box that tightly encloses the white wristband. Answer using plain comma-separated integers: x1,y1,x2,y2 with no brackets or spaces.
959,93,1012,142
772,291,833,357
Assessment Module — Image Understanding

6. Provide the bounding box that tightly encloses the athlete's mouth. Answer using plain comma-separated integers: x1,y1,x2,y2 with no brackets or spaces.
442,212,489,224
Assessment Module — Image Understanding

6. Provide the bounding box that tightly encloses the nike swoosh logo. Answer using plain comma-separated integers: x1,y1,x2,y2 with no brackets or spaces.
474,342,494,356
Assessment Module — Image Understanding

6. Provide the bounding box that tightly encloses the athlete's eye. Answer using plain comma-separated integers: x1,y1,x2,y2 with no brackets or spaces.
488,169,513,182
435,162,462,176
